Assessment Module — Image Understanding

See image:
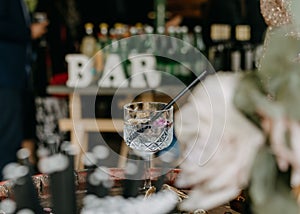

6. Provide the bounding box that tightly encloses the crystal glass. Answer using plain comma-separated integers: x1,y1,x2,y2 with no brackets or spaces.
123,102,173,190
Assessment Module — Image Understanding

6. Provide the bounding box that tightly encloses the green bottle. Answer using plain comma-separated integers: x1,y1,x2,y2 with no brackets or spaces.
154,0,166,33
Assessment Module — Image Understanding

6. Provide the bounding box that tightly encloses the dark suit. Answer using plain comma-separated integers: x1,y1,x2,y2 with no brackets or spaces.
0,0,31,180
0,0,31,88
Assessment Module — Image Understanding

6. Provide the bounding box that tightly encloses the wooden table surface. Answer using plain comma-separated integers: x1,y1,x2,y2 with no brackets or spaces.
209,204,240,214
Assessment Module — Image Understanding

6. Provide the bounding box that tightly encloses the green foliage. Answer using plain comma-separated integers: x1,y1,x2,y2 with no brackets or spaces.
291,0,300,27
259,25,300,120
249,146,299,214
233,2,300,211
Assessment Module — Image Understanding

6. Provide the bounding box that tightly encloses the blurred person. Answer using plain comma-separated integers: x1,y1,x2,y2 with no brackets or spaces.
0,0,48,180
20,0,81,168
36,0,81,80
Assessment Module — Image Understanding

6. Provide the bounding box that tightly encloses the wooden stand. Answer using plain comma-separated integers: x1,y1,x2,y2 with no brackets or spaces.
47,85,184,170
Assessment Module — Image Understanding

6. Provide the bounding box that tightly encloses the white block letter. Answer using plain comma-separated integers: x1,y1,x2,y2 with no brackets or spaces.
129,54,160,88
98,54,128,88
66,54,93,88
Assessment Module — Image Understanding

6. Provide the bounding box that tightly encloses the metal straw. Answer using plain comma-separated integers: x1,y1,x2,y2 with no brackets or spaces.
128,70,209,141
151,70,209,123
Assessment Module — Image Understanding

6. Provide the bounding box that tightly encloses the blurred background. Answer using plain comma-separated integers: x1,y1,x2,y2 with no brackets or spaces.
26,0,268,169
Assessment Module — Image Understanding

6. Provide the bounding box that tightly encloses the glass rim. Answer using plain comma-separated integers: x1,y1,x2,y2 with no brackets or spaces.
123,101,173,112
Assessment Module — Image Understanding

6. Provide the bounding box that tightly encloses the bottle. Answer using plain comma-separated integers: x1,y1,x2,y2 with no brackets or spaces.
230,46,241,72
179,26,193,84
80,22,97,57
193,25,207,75
135,23,147,53
97,23,109,51
2,163,43,213
114,23,126,55
235,25,254,71
193,25,206,54
154,0,166,33
135,22,144,35
94,23,109,75
166,26,179,77
108,27,119,54
155,26,167,73
179,26,191,54
116,23,130,77
209,24,231,71
114,23,125,39
144,25,155,53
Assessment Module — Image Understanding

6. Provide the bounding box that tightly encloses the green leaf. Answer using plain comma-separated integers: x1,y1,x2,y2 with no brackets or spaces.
249,146,299,214
291,0,300,27
258,25,300,120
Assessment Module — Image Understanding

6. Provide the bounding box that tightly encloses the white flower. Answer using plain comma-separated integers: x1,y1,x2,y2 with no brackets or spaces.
175,72,265,211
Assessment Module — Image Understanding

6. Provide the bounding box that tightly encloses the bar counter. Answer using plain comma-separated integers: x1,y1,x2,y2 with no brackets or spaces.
0,168,240,213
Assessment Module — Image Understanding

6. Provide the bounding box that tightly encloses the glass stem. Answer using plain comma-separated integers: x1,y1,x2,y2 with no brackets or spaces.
144,152,152,189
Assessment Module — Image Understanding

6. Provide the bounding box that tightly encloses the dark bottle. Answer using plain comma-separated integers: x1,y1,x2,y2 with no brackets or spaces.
144,25,156,54
179,25,193,84
232,25,254,71
208,24,232,71
97,22,109,51
2,163,43,213
39,153,77,214
166,25,179,77
122,153,144,198
192,25,209,75
155,26,168,75
193,25,206,54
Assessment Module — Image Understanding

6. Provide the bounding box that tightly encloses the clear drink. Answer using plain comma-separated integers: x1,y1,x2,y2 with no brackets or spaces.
124,117,173,152
123,102,174,190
